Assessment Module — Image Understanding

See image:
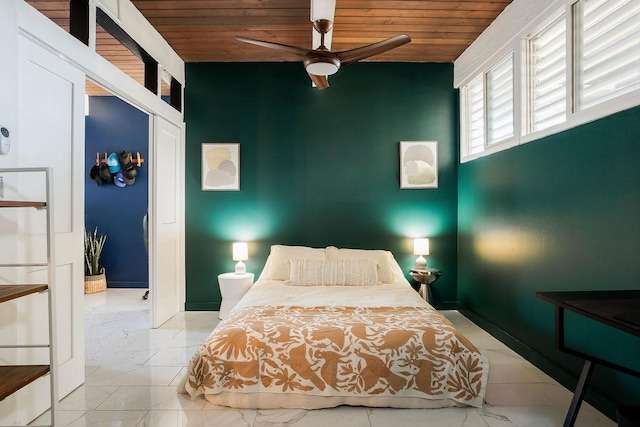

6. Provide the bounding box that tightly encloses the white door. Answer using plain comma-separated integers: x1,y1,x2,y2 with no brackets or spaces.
18,34,85,400
150,116,182,327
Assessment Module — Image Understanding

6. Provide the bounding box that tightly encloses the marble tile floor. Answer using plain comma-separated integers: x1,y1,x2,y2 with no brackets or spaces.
31,289,615,427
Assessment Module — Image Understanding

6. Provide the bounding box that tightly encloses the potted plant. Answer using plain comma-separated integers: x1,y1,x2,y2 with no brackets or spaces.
84,227,107,294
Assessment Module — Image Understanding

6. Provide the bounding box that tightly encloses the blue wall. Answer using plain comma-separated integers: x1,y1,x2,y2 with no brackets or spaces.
458,106,640,416
184,62,459,310
85,96,149,288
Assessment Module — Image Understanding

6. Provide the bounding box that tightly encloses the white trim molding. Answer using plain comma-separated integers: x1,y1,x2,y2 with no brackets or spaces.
94,0,184,85
17,0,183,126
454,0,561,89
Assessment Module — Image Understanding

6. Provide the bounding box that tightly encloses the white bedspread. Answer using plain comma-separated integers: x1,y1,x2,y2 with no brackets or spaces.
178,269,489,409
235,279,427,311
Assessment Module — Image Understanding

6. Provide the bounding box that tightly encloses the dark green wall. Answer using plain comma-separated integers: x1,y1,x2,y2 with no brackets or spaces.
184,63,459,310
458,106,640,414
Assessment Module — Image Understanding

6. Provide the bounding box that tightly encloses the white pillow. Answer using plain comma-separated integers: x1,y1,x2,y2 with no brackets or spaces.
266,245,326,280
286,258,379,286
324,259,379,286
325,246,395,284
287,259,324,285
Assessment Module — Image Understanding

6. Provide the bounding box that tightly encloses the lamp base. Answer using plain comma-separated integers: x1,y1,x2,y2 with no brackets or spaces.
415,255,427,270
235,260,246,274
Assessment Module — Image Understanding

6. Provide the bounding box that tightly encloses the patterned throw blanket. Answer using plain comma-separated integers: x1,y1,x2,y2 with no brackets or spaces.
182,306,488,407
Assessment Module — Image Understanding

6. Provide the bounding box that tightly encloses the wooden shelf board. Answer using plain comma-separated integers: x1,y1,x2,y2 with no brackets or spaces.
0,365,50,401
0,285,48,303
0,201,47,209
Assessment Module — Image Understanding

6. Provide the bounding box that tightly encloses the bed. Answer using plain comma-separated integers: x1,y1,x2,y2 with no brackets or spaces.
178,245,489,409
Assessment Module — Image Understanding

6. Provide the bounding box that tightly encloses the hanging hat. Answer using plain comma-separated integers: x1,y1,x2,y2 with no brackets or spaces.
123,174,136,185
123,166,137,180
119,151,132,169
107,152,121,174
114,171,127,188
89,165,102,186
99,163,113,184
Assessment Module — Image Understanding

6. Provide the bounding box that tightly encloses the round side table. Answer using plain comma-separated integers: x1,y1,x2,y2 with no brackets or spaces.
218,272,254,319
409,268,442,304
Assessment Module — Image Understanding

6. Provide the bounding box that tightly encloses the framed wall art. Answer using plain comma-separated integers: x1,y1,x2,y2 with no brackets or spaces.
201,143,240,191
399,141,438,189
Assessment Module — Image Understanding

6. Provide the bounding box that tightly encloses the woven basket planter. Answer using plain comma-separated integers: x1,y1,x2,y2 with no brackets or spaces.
84,268,106,294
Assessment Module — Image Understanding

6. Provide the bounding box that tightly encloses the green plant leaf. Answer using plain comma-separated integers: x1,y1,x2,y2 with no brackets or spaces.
84,227,106,276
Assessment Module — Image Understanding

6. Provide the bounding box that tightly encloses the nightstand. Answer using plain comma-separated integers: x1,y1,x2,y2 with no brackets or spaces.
218,272,254,319
409,268,442,304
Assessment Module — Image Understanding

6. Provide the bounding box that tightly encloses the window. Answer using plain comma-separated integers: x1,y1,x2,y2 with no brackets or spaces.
528,13,567,133
461,56,513,156
457,0,640,162
574,0,640,110
465,75,485,156
487,55,514,145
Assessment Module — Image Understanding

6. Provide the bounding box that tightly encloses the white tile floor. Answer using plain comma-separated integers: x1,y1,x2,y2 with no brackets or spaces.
32,289,615,426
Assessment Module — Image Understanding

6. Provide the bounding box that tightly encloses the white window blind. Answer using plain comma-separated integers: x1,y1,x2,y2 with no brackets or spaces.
575,0,640,110
487,55,514,145
466,75,485,155
529,14,567,133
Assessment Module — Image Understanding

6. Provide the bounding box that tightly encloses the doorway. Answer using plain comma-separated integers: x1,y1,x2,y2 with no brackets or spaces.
84,78,151,317
82,74,185,330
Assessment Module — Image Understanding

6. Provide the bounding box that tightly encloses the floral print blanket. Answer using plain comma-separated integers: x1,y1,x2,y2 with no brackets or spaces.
181,305,488,408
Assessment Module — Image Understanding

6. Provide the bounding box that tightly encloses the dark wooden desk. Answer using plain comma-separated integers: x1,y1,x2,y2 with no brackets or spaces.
536,290,640,427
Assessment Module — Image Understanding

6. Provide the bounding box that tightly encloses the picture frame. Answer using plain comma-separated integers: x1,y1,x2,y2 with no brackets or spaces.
399,141,438,189
201,143,240,191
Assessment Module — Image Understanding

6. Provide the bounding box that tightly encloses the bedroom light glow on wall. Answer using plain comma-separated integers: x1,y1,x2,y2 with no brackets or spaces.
233,242,248,274
413,238,429,270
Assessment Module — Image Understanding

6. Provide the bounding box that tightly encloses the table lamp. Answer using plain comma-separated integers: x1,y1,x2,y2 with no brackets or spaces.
413,238,429,270
233,242,248,274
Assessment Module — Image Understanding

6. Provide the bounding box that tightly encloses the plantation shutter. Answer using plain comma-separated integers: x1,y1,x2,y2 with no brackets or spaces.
529,13,567,132
466,75,485,155
487,55,514,145
575,0,640,110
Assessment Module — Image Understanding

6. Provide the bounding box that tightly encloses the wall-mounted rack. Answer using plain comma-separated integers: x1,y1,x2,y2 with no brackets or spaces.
0,167,59,426
95,152,145,167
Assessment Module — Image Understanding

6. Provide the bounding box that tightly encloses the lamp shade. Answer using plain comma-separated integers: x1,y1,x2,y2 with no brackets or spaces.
413,238,430,256
232,242,248,261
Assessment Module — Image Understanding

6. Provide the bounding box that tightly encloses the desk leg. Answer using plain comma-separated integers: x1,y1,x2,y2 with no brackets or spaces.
563,360,594,427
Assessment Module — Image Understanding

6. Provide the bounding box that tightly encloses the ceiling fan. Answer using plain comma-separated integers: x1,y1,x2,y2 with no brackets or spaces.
235,0,411,90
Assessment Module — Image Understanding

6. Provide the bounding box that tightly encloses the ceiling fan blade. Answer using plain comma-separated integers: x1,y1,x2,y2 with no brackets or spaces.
311,0,336,49
235,36,310,58
311,0,336,22
336,35,411,65
308,73,329,90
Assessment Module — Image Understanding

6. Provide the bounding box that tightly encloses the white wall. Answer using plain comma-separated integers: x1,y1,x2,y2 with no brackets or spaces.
0,1,19,166
0,4,34,422
0,0,21,361
0,0,185,422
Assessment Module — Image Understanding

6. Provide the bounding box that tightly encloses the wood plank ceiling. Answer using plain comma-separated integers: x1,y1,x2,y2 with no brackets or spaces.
26,0,512,93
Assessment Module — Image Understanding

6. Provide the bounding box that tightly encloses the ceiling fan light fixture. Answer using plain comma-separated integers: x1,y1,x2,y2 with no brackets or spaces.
304,56,340,76
235,0,411,90
306,62,339,76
